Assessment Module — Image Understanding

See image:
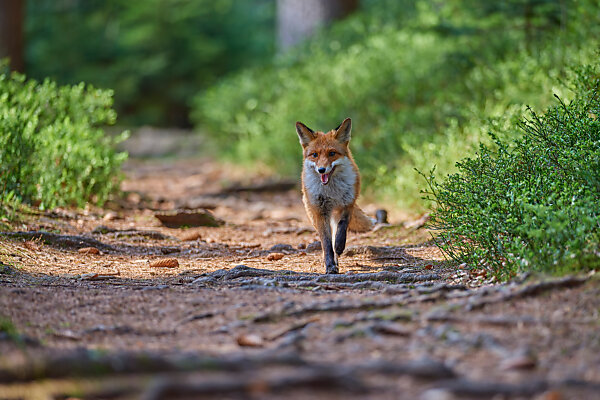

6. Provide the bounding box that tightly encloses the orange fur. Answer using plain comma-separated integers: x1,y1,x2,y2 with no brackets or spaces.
296,118,373,273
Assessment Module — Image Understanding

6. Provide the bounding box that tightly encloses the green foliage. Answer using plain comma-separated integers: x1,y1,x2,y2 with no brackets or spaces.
192,0,599,209
0,316,18,341
423,64,600,279
26,0,275,126
0,69,127,213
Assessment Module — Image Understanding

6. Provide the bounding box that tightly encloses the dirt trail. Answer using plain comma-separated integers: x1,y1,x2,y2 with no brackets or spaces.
1,158,599,400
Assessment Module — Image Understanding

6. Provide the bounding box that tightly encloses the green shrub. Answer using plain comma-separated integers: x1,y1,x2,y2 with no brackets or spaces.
192,0,599,210
422,64,600,279
0,69,128,212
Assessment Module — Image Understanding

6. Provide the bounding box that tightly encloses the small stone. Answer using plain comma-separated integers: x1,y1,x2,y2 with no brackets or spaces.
421,389,456,400
371,321,411,336
155,209,223,228
306,241,321,252
269,243,294,253
501,351,537,370
267,253,285,261
180,230,202,241
237,333,264,347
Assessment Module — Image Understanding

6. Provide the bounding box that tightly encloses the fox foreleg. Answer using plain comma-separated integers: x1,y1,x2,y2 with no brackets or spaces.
316,217,338,274
334,208,351,257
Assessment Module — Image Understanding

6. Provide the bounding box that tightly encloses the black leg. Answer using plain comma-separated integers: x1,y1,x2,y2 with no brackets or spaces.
323,238,338,274
335,210,350,256
318,221,338,274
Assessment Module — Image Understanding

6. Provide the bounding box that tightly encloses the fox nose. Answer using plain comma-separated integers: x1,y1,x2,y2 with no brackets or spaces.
318,167,326,174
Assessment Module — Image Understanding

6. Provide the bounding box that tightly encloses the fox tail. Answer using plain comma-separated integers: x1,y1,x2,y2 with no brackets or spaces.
349,206,375,232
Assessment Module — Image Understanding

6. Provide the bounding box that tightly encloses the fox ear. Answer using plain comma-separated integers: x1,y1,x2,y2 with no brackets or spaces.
334,118,352,144
296,121,316,147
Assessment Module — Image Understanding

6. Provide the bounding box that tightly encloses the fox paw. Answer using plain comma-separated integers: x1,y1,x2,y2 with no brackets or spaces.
326,264,339,274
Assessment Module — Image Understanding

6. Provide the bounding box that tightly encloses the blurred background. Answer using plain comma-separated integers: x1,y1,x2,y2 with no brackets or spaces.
1,0,599,211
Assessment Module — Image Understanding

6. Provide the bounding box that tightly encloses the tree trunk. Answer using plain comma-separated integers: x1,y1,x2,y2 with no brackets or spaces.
277,0,358,51
0,0,24,72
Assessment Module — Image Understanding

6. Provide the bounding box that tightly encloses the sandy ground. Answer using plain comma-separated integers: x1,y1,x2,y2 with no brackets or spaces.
1,157,599,400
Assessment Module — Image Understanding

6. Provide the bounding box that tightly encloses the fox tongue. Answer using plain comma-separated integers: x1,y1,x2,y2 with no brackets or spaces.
320,173,330,184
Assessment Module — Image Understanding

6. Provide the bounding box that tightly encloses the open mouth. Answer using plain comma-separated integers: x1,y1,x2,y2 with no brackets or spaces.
320,167,336,185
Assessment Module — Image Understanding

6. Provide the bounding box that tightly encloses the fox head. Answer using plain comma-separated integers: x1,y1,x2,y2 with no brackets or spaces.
296,118,352,185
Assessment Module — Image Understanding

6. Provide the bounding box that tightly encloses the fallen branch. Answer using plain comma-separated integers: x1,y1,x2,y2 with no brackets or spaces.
1,231,117,252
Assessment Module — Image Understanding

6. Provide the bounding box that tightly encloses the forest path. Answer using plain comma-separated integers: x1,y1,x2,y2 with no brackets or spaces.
1,158,598,399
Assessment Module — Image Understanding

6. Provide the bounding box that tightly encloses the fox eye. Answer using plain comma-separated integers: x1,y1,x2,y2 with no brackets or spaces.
312,152,318,158
328,151,336,157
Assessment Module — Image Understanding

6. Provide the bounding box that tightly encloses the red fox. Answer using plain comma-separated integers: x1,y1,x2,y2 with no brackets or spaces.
296,118,373,274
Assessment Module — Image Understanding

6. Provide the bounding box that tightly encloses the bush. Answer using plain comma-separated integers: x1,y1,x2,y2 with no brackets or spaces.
192,0,600,210
0,69,128,212
422,64,600,279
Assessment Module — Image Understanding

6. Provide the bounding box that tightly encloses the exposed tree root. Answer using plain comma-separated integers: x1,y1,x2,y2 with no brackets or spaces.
92,226,176,240
267,317,320,341
462,275,589,310
432,377,600,397
142,367,368,400
0,349,454,386
251,295,411,323
0,350,305,383
425,313,597,327
1,231,118,252
192,265,441,288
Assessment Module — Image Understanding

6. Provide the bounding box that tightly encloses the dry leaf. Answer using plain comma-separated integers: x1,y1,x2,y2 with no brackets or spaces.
500,354,537,370
470,269,487,278
24,240,42,251
180,231,202,241
149,258,179,268
537,390,562,400
237,333,264,347
103,212,117,221
80,272,119,281
424,264,433,270
78,247,100,255
267,252,285,261
53,329,82,341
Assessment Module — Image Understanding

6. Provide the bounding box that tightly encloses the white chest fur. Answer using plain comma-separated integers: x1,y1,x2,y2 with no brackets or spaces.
303,157,356,210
